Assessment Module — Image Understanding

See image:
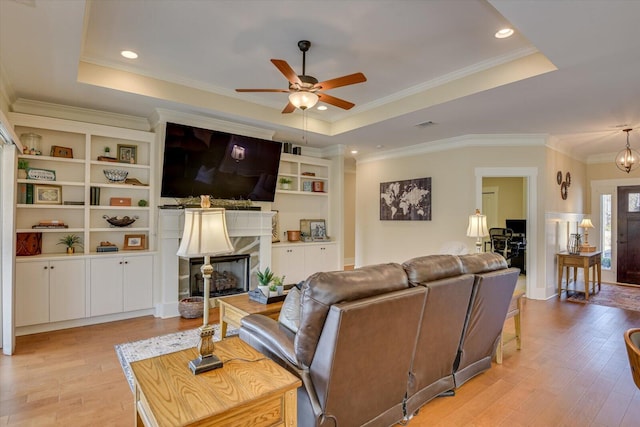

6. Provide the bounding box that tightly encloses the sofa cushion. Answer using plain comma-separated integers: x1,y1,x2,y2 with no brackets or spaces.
458,252,508,274
278,286,301,333
402,254,464,284
295,263,409,367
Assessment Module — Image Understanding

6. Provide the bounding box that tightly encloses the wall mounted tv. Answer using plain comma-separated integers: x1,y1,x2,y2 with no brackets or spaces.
161,122,282,202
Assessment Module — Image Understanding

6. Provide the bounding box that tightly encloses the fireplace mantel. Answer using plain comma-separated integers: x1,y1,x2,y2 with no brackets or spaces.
156,208,274,318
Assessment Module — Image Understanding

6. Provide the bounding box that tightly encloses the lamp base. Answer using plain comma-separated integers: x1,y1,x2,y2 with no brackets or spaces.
189,323,223,374
579,244,596,252
189,354,223,374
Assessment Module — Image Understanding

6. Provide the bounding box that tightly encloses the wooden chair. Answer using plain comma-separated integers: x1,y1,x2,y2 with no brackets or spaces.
624,328,640,389
496,289,525,364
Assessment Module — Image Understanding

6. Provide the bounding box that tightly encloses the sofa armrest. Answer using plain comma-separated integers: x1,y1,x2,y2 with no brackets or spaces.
240,314,300,367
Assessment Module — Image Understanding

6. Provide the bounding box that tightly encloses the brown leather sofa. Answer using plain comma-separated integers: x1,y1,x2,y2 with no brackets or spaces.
239,253,519,427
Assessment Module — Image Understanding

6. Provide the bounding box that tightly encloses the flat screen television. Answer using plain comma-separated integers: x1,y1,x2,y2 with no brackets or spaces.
505,219,526,235
161,122,282,202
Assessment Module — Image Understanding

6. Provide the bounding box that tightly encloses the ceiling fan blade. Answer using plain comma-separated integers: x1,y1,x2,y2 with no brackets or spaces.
317,93,355,110
271,59,302,85
314,72,366,90
235,89,290,93
282,102,296,114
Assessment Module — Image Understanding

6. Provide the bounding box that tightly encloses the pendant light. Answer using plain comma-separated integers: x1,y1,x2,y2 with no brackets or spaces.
615,128,639,173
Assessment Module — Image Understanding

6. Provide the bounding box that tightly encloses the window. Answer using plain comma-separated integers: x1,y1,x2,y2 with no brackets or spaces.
629,193,640,212
601,194,612,269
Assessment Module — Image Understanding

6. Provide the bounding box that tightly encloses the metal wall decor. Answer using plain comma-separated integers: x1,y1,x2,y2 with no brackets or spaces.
557,170,571,200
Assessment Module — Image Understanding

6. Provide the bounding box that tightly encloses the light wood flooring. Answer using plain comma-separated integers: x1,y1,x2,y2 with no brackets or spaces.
2,296,639,426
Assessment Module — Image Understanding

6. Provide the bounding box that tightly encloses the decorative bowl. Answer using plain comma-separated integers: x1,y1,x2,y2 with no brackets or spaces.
103,169,128,183
103,215,138,227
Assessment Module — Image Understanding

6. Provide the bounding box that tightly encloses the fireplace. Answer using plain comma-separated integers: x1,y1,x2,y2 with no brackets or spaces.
186,254,250,298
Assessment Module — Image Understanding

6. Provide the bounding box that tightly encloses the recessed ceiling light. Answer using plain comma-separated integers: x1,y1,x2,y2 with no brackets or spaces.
495,28,514,39
121,50,138,59
350,150,358,154
317,105,327,111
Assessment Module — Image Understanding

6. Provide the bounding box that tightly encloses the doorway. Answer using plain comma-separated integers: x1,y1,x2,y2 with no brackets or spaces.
617,185,640,285
475,167,539,299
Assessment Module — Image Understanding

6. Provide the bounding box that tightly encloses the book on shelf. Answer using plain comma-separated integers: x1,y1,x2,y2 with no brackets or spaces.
63,201,85,205
32,225,69,229
25,184,33,204
18,184,27,204
96,246,119,252
39,220,64,225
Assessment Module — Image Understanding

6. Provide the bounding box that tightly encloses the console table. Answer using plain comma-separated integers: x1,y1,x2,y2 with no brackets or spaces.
557,251,602,300
131,336,300,426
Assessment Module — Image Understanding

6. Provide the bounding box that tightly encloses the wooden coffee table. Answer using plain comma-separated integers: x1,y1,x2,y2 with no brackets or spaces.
131,336,301,426
218,293,284,338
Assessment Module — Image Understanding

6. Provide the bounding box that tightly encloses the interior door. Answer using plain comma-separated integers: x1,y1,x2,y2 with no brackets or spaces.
617,185,640,284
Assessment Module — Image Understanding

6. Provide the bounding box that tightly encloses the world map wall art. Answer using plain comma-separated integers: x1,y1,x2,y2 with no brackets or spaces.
380,177,431,221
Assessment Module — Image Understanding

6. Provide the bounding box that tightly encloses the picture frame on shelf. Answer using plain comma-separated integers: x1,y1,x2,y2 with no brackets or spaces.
123,234,146,250
26,168,56,181
300,219,328,241
50,145,73,158
271,210,280,243
34,184,62,205
310,219,327,241
117,144,137,164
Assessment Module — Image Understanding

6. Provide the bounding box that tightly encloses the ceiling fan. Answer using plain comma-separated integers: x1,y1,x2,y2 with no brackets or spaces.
236,40,366,113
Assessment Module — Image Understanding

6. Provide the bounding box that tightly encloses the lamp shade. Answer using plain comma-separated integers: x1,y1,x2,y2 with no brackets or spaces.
467,209,489,238
579,218,594,229
177,208,233,258
289,91,318,110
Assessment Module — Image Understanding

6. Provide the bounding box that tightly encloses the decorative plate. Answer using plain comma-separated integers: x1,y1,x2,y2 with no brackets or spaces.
565,172,571,187
561,182,568,200
557,171,563,185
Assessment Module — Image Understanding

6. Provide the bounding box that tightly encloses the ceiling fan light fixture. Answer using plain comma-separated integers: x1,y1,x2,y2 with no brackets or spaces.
615,128,639,173
289,91,318,110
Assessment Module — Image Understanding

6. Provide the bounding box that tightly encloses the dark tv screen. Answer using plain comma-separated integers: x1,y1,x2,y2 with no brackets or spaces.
161,122,282,201
506,219,526,235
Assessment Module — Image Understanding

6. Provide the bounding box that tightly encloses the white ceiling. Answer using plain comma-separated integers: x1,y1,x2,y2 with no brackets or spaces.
1,0,639,160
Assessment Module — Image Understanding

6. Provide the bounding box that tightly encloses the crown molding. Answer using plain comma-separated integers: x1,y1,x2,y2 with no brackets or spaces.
11,99,150,131
357,133,547,164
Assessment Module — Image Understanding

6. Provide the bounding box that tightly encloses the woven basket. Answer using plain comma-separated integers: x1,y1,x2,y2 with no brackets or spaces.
178,297,204,319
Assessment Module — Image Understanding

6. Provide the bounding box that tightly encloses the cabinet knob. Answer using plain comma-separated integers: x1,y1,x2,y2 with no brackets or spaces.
50,266,54,269
44,266,48,269
124,261,128,264
119,261,123,264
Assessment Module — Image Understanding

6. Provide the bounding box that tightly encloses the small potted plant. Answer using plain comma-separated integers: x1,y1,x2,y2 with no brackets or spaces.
104,146,111,157
273,275,286,295
279,177,292,190
17,159,29,179
256,267,274,296
58,234,82,254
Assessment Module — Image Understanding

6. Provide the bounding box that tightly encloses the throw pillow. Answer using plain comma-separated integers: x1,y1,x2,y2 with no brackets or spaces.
278,287,301,333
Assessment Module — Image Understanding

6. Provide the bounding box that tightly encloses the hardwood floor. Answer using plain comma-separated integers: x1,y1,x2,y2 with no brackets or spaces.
1,299,639,426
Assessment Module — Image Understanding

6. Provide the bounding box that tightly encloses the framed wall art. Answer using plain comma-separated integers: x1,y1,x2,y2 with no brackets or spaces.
123,234,146,250
34,184,62,205
117,144,137,164
380,177,431,221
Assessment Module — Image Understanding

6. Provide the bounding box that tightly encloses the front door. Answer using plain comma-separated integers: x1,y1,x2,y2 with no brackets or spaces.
617,185,640,284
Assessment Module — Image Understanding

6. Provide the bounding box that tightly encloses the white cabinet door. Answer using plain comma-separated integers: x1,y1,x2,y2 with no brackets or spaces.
90,257,124,316
272,246,306,285
16,259,85,326
49,259,85,322
123,255,153,312
304,244,339,277
15,261,49,327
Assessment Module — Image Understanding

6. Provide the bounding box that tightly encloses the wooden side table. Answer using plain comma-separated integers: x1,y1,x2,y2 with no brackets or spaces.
131,336,301,427
557,251,602,300
218,293,284,338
